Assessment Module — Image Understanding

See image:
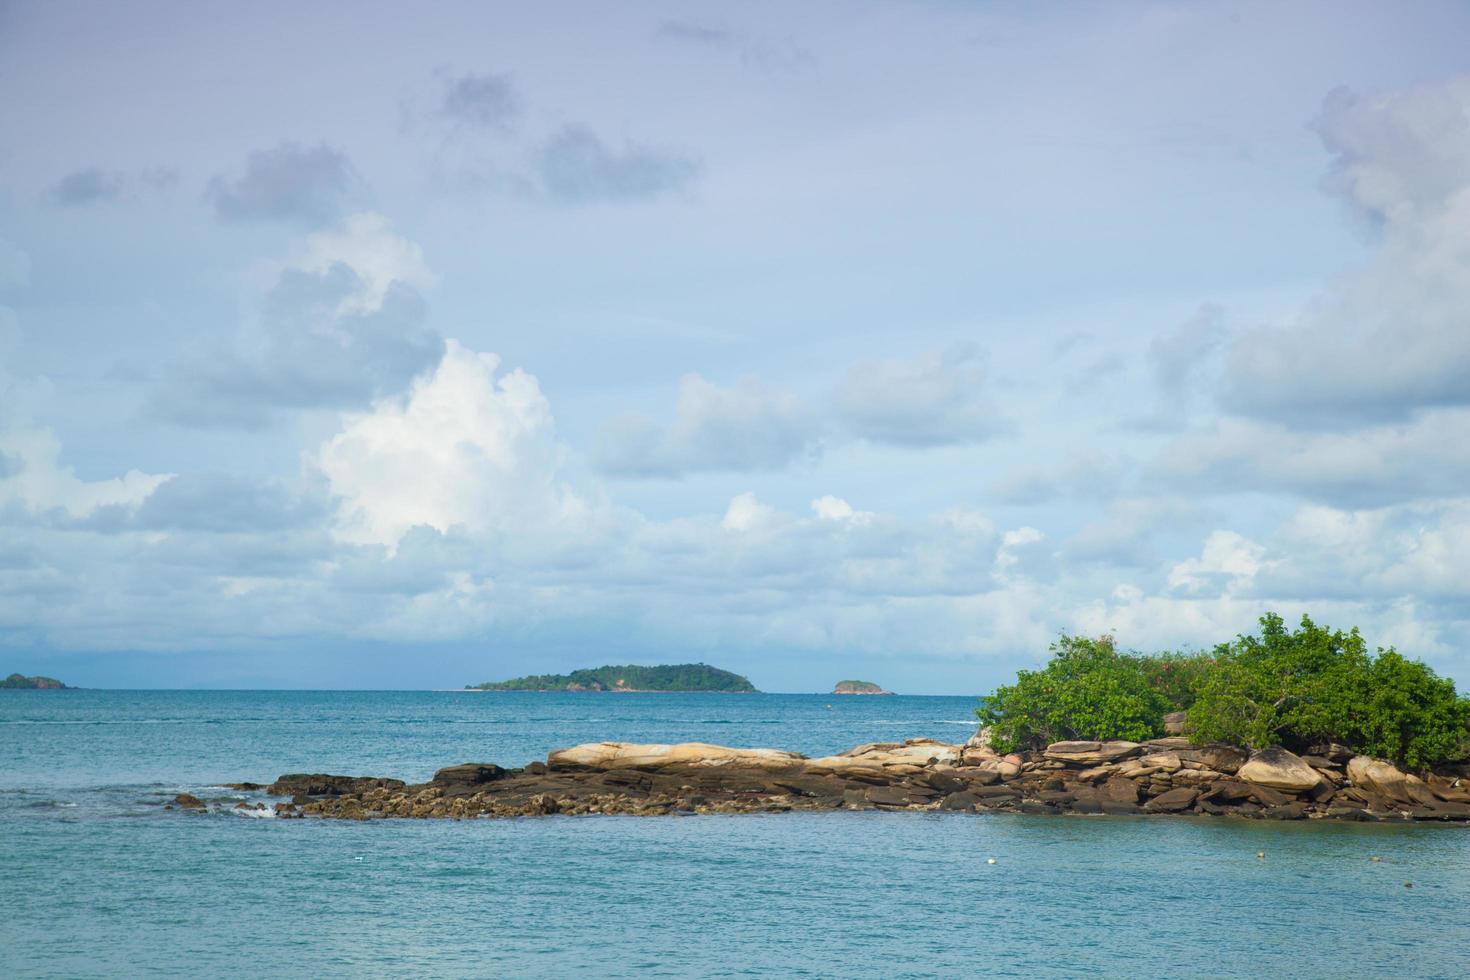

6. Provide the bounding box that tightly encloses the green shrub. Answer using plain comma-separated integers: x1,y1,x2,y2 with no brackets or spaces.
978,613,1470,769
976,634,1172,752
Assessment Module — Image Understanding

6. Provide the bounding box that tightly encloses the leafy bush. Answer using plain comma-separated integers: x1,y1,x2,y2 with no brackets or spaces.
979,613,1470,768
976,635,1174,752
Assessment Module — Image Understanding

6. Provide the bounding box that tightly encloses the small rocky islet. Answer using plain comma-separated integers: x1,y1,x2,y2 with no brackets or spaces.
206,725,1470,823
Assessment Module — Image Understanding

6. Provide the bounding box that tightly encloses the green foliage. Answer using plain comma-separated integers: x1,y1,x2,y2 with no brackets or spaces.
976,635,1174,752
1,673,67,689
977,613,1470,769
469,663,758,693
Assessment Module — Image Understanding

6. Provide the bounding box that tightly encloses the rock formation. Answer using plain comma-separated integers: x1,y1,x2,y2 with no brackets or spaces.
219,736,1470,823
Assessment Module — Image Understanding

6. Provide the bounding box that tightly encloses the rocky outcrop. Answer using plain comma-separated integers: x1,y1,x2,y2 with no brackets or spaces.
1237,748,1323,793
547,742,807,772
231,736,1470,823
1346,757,1441,808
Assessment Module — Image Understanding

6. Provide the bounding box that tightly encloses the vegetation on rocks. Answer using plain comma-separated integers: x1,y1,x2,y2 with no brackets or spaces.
977,614,1470,769
467,663,758,693
1,673,69,689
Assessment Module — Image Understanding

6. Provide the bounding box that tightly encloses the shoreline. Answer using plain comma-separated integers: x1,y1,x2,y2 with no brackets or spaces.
202,736,1470,824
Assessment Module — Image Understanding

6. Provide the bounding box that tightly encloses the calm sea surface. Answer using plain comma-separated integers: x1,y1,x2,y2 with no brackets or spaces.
3,690,1467,978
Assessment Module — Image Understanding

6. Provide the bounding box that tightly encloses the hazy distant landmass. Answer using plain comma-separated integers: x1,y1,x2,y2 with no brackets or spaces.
467,663,759,693
832,680,893,695
1,673,70,690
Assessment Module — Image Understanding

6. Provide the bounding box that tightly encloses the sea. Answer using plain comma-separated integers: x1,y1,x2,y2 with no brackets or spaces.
3,690,1468,978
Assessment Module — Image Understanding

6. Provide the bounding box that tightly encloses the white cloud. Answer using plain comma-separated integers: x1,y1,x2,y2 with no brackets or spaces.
316,339,595,550
597,374,818,477
1220,77,1470,427
0,425,171,518
1167,530,1269,595
294,212,437,315
810,495,873,525
835,345,1007,447
721,491,775,532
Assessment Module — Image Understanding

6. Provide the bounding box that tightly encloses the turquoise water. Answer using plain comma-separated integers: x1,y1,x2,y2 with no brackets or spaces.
3,691,1468,978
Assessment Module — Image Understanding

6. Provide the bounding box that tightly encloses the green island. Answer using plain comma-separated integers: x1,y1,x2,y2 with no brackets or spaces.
978,612,1470,768
833,680,892,695
467,663,759,693
1,673,70,690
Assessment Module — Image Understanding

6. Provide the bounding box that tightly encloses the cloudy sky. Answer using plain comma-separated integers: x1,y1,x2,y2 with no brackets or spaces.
2,1,1470,691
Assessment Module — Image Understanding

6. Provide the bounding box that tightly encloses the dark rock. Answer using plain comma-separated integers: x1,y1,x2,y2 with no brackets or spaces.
432,763,510,787
1180,744,1247,775
1306,743,1354,764
1019,802,1058,815
174,793,206,810
1307,780,1336,804
956,768,1001,786
1247,784,1293,807
941,791,978,811
1099,801,1140,815
1100,777,1141,804
1144,787,1198,813
224,782,266,791
921,770,965,794
267,774,406,798
1038,790,1076,805
1326,805,1375,821
864,785,913,807
1205,781,1252,805
972,784,1021,800
1262,802,1308,820
1421,801,1470,820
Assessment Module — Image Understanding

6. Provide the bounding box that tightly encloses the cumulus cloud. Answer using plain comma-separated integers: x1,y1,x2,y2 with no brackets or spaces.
0,424,170,518
835,345,1008,447
811,495,872,526
1218,77,1470,428
207,142,357,223
596,374,818,477
316,340,596,550
148,212,443,427
1167,530,1269,596
1155,410,1470,508
533,124,700,204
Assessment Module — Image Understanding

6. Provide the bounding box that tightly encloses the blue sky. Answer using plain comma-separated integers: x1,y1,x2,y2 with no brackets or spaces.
3,0,1470,691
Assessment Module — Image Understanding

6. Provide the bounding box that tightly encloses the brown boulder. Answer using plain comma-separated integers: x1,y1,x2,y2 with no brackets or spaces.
1143,787,1198,813
1180,744,1247,774
1163,711,1189,735
1237,748,1322,792
173,793,206,810
1042,741,1142,765
1346,757,1440,808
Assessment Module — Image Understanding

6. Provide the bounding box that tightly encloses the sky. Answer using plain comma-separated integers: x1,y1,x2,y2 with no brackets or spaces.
2,0,1470,691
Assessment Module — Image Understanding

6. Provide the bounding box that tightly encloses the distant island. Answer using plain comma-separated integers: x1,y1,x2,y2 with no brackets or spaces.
833,680,892,695
1,673,70,690
467,663,759,693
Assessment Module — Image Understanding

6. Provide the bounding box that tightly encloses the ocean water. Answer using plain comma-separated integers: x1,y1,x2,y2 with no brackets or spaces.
3,691,1468,978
